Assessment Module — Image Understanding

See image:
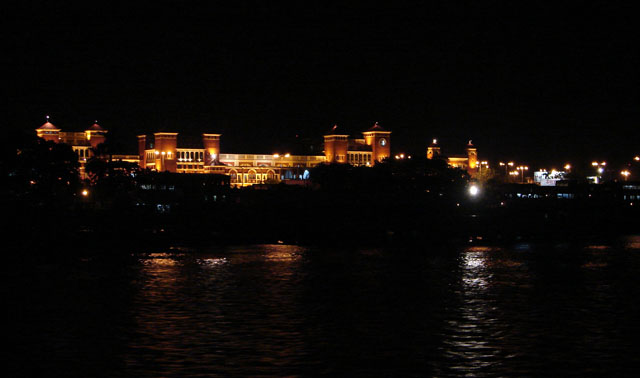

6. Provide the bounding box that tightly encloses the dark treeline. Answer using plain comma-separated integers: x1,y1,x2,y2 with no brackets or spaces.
2,131,638,257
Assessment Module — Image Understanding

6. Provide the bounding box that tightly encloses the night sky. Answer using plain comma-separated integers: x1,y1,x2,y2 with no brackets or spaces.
5,1,639,168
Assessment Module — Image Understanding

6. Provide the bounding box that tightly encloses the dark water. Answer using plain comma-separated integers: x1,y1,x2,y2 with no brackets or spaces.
6,237,640,377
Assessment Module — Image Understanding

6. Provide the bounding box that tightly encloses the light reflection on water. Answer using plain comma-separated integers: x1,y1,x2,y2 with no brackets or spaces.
6,239,640,377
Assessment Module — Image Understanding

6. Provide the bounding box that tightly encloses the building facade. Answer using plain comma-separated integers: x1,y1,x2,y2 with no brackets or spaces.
323,122,391,166
36,118,404,186
36,117,109,177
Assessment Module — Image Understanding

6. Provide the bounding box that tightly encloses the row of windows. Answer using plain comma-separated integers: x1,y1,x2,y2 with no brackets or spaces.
178,150,204,161
177,164,203,170
348,153,372,162
230,172,277,183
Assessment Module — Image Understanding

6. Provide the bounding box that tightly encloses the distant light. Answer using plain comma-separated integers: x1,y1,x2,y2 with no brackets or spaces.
564,164,571,170
433,138,437,144
469,185,479,196
81,189,89,197
155,151,160,155
635,156,640,161
273,154,280,158
592,162,598,166
598,167,604,173
161,151,166,155
284,153,290,158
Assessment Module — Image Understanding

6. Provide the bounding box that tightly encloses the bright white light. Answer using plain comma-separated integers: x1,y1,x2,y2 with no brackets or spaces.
469,185,479,196
598,167,604,173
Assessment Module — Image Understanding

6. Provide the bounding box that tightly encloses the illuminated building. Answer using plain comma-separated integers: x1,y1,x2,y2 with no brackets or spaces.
323,122,391,166
137,132,326,187
37,118,395,187
36,117,110,177
427,139,479,175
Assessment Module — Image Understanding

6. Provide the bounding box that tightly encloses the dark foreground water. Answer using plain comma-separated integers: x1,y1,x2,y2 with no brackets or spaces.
6,236,640,377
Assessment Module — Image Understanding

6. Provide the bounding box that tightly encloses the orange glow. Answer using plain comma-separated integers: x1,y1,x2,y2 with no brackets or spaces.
81,189,89,197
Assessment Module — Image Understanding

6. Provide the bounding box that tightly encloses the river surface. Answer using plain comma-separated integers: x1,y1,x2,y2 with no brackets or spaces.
6,237,640,377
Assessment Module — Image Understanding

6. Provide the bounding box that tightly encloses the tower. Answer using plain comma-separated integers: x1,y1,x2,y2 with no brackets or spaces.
35,116,60,142
323,124,349,163
85,121,107,149
426,138,441,159
466,140,478,175
137,135,147,168
153,132,178,172
202,133,221,165
362,122,391,165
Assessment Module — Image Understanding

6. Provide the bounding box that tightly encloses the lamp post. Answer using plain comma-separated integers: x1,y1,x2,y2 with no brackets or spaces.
478,161,489,174
516,165,529,183
591,161,606,183
499,161,514,176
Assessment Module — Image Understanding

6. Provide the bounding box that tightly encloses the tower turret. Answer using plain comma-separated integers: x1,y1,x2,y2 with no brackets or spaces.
323,124,349,163
466,140,478,175
85,121,107,148
427,138,441,159
362,122,391,165
35,116,60,142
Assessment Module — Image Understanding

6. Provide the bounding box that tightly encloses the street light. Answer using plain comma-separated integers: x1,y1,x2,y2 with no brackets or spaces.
478,161,489,174
516,165,529,183
499,161,514,175
621,170,630,181
592,161,606,183
564,164,571,171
